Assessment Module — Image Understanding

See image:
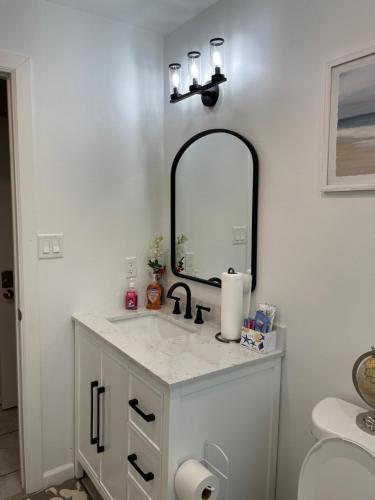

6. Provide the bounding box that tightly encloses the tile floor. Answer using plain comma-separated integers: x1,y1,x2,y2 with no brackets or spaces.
0,405,21,500
6,477,100,500
0,407,100,500
12,479,91,500
0,472,22,499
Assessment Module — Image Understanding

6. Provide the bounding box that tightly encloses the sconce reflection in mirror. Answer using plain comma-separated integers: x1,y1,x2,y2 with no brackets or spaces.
169,38,227,107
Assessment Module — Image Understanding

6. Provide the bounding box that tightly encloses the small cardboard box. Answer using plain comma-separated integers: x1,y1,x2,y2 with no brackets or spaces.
240,327,277,354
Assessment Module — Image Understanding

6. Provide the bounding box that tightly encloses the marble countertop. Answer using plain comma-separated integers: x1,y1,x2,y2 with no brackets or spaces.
73,307,285,388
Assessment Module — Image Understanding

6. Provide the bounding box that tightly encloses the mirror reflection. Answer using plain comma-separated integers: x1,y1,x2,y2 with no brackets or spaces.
172,130,258,289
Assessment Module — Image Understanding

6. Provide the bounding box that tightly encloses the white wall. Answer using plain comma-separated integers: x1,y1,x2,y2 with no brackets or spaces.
164,1,375,498
0,0,164,479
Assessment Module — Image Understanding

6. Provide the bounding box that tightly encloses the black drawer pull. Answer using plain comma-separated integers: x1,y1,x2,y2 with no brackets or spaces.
128,453,154,482
96,386,105,454
129,399,155,422
90,381,98,445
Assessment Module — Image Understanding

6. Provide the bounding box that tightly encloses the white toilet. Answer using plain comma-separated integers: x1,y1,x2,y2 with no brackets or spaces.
298,397,375,499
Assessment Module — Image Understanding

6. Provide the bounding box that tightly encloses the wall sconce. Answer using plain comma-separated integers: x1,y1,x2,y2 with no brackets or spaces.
187,51,202,90
210,38,225,81
169,38,227,107
169,63,182,99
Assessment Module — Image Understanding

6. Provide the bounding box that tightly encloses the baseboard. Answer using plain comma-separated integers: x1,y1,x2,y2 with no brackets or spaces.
43,462,75,488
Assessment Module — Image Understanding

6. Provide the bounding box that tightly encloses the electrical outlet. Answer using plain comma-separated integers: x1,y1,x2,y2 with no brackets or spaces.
185,252,195,274
125,257,137,278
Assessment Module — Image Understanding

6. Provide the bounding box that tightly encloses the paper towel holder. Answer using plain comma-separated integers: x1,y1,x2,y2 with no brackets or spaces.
217,267,241,343
215,267,241,344
201,442,229,500
215,332,240,344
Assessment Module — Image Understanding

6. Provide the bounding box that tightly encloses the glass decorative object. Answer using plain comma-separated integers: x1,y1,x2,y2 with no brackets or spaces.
353,347,375,434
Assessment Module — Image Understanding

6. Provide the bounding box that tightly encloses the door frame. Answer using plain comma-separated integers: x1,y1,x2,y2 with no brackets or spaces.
0,50,43,493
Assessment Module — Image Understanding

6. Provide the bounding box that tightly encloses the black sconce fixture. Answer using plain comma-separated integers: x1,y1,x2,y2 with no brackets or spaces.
169,38,227,107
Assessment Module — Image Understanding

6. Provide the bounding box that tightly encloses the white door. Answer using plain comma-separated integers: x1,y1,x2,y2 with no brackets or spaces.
77,331,101,479
101,351,128,500
0,91,17,410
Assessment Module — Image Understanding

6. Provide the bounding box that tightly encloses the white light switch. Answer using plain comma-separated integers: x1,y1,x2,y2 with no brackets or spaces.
52,239,60,253
43,239,50,254
38,234,64,259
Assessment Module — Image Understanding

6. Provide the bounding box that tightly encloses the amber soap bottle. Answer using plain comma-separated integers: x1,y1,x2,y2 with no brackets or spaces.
146,275,161,310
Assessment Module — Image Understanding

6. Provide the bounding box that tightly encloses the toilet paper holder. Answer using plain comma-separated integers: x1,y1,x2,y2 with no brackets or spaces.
201,442,229,500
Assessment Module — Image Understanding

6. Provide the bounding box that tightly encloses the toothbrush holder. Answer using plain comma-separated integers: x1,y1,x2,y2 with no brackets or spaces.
240,327,277,354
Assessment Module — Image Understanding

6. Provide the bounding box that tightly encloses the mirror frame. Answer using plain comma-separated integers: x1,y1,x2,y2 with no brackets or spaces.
171,128,259,291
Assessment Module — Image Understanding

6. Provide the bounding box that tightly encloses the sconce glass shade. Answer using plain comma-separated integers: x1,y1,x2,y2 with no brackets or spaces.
210,38,225,81
187,51,202,90
169,63,182,98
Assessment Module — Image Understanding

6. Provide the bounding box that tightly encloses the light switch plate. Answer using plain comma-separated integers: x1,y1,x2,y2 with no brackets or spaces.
38,234,64,259
232,226,247,245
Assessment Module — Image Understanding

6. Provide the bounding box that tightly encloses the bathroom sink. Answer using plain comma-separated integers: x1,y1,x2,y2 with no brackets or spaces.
108,313,196,340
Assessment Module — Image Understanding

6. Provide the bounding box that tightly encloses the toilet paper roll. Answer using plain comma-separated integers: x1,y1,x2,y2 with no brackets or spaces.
221,269,244,340
175,459,220,500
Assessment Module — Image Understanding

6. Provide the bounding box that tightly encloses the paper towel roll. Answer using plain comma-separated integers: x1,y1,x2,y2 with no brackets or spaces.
241,270,252,318
221,268,244,340
175,459,220,500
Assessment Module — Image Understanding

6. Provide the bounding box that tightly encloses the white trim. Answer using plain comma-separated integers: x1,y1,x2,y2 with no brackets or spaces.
322,45,375,192
0,49,43,493
43,463,75,489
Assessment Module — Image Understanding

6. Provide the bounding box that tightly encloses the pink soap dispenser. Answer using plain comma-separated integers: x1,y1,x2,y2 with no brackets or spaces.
125,278,138,310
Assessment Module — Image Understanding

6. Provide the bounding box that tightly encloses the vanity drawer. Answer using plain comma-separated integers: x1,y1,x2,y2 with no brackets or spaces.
128,373,163,450
128,427,161,500
127,475,152,500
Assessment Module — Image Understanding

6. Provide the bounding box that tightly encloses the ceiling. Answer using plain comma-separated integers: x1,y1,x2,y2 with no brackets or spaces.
46,0,219,35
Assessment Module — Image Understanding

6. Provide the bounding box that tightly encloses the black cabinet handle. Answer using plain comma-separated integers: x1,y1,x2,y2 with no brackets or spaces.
128,453,154,482
129,399,155,422
90,381,98,445
96,386,105,453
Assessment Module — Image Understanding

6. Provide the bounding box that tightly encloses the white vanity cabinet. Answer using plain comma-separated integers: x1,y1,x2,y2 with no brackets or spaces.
74,318,283,500
75,323,167,500
75,326,129,499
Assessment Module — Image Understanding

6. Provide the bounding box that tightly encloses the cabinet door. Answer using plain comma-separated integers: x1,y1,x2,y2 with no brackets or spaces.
77,331,101,479
101,351,128,500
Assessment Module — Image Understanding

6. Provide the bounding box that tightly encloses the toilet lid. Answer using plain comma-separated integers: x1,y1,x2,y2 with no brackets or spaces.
298,437,375,500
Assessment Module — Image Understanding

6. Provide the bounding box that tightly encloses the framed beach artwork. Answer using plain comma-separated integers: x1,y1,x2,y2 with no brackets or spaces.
322,47,375,191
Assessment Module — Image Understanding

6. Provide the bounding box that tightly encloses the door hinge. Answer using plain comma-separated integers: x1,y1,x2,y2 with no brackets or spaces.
18,309,22,322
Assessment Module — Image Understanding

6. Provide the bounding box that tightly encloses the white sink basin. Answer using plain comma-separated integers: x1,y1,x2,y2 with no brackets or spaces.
108,313,196,340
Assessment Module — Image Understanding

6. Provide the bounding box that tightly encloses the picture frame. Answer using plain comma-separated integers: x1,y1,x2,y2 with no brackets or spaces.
322,46,375,191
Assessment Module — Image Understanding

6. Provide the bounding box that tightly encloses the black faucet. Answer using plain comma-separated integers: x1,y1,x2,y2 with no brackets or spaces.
166,282,193,319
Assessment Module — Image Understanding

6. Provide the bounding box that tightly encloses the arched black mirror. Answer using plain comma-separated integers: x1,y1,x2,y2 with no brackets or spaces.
171,129,258,290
